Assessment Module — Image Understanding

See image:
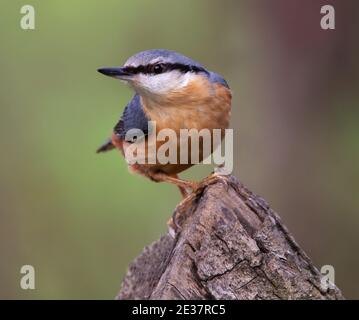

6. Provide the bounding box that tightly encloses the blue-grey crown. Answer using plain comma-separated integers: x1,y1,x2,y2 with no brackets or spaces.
124,49,204,69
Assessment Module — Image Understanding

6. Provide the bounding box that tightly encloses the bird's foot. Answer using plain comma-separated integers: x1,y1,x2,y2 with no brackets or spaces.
167,172,231,237
192,171,231,195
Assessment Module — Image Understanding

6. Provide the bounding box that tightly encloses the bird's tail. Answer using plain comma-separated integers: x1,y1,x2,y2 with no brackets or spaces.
96,138,115,153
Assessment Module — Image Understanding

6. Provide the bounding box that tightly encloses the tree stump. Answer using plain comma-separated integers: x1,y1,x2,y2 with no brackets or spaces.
116,175,344,300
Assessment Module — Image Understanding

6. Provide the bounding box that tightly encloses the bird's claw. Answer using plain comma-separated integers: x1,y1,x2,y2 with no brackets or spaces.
193,172,231,194
167,173,231,237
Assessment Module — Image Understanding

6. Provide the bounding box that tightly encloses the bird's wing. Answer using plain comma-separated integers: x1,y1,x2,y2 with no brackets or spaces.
114,94,149,139
96,94,149,153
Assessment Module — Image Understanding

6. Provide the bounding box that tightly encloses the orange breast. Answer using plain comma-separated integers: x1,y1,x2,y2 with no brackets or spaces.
116,76,232,175
141,75,232,133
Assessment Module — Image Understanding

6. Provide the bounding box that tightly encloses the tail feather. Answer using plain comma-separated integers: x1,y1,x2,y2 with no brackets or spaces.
96,138,115,153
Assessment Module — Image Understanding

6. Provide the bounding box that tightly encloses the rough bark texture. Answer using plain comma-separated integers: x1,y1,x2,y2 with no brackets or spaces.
117,175,344,300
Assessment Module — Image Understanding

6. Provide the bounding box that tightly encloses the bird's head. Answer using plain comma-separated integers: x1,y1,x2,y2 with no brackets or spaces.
98,49,213,100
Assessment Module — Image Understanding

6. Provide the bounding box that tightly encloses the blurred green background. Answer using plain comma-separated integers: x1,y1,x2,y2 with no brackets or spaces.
0,0,358,299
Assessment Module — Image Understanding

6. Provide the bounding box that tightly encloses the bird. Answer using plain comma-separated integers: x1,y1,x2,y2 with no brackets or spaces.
97,49,232,199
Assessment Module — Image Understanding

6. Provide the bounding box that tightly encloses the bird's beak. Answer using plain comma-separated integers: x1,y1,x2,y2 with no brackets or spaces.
97,67,132,80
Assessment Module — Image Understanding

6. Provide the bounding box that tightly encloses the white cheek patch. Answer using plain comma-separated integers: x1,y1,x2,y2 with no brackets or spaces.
135,71,197,95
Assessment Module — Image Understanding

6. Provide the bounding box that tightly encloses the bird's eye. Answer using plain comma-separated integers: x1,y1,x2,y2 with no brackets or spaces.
152,64,164,74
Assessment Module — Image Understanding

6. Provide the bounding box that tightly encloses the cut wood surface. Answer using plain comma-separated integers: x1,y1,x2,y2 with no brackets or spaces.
117,175,344,300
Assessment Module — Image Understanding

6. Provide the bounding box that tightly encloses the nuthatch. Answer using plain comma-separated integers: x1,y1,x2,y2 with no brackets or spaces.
97,49,231,198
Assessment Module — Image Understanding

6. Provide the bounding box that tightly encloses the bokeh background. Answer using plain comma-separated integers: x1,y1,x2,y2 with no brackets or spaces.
0,0,358,299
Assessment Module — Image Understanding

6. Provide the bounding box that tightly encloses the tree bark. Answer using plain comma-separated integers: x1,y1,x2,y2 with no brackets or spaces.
116,175,344,300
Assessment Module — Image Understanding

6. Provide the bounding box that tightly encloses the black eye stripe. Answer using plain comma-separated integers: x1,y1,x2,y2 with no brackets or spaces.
123,63,206,75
